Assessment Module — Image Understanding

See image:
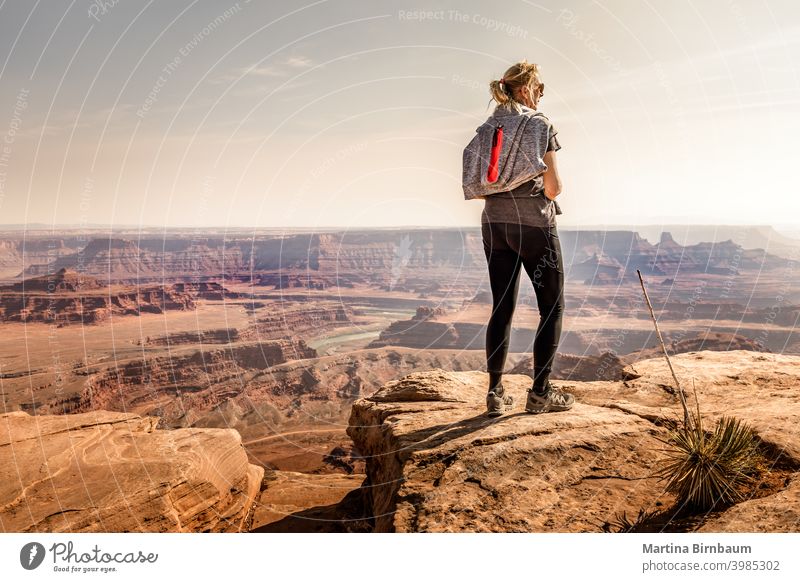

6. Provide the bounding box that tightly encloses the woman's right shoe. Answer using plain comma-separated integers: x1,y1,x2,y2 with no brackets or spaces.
486,384,514,417
525,381,575,414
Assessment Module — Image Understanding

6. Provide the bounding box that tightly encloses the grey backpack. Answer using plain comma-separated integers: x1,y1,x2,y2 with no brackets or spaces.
461,110,549,200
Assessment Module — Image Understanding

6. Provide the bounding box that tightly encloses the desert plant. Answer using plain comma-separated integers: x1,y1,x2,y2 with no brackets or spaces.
653,412,760,510
601,507,664,533
636,271,763,512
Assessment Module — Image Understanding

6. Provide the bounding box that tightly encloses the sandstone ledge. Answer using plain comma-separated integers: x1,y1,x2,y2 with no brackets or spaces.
0,410,264,532
347,351,800,532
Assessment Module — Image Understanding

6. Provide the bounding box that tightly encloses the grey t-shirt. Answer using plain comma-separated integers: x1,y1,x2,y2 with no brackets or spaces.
481,127,562,227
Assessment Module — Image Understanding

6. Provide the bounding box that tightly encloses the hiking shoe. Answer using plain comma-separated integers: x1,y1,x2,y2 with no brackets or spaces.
525,381,575,414
486,384,514,417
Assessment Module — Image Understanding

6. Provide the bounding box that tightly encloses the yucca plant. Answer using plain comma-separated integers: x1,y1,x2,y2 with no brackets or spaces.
653,412,760,510
637,270,762,512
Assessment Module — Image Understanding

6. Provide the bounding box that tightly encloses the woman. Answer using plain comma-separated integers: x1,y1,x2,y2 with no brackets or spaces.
479,60,575,417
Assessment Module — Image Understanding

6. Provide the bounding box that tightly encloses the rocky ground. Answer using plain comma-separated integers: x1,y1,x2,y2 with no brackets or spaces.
347,350,800,532
0,410,263,532
4,349,799,533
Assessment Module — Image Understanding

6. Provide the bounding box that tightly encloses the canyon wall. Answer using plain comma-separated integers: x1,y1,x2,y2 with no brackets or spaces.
0,269,250,324
5,228,784,286
44,338,318,424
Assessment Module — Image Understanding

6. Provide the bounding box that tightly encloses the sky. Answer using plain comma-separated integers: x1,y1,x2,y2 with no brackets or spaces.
0,0,798,229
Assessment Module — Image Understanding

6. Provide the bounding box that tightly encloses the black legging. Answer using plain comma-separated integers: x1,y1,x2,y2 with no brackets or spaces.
481,221,565,389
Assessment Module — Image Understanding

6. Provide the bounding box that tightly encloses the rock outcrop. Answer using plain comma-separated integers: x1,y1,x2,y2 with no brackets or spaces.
239,302,354,341
22,238,247,282
0,271,244,325
172,281,241,300
143,328,242,346
560,230,785,281
0,237,82,280
0,267,105,292
506,334,768,382
347,350,800,532
625,331,768,361
0,268,196,324
0,410,264,532
368,306,462,349
44,339,318,422
509,351,636,381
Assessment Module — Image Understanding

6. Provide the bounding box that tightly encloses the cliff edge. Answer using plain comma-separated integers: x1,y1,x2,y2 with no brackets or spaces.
347,350,800,532
0,410,264,532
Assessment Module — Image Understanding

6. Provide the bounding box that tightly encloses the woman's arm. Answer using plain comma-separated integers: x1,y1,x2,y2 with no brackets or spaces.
542,149,562,200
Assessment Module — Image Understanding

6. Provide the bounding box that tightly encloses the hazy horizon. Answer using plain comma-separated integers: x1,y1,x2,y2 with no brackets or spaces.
0,222,800,238
1,0,799,228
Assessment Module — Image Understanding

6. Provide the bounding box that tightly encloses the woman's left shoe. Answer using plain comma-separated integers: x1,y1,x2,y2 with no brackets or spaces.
486,384,514,417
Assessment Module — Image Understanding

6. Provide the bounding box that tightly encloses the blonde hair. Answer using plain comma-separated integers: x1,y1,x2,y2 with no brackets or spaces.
488,59,542,113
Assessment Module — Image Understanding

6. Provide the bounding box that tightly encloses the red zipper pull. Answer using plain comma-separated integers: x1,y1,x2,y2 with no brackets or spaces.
486,124,503,183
